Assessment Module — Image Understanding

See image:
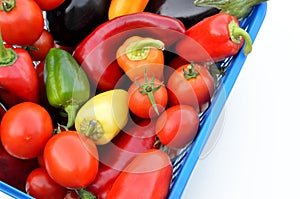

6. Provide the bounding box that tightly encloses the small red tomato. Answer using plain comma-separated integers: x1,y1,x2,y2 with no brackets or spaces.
156,105,200,149
0,102,53,159
26,167,68,199
167,63,215,112
43,131,99,189
28,29,55,61
34,0,65,11
128,76,168,118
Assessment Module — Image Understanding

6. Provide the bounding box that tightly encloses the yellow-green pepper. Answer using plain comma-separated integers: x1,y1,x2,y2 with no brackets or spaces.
75,89,129,145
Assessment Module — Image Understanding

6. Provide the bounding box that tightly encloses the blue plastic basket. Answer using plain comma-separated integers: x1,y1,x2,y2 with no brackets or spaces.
0,2,267,199
168,2,267,199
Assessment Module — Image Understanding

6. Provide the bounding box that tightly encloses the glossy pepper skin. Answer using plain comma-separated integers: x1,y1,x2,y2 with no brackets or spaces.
45,48,90,128
86,119,157,199
0,37,39,108
46,0,110,46
175,13,253,63
73,12,186,92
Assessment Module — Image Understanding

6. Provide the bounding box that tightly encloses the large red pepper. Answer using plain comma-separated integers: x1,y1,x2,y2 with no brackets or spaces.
0,35,39,108
86,118,157,199
73,12,186,92
175,13,253,63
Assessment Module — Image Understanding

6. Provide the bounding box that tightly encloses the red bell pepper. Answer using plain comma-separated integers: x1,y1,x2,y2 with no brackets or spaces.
0,35,39,108
73,12,186,92
175,13,253,62
86,118,157,199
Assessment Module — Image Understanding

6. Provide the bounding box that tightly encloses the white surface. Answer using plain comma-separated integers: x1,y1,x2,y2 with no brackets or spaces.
182,1,300,199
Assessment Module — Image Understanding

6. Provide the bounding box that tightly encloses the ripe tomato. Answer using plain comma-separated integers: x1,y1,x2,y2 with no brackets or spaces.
0,0,44,46
155,105,200,149
128,76,168,118
0,102,53,159
28,29,55,61
167,63,215,112
43,131,99,189
26,167,68,199
34,0,65,11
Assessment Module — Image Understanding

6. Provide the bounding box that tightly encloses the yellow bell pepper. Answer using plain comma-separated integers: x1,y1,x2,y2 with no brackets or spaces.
75,89,129,145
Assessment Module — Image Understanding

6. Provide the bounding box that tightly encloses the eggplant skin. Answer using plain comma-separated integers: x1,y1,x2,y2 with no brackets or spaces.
145,0,219,29
46,0,110,46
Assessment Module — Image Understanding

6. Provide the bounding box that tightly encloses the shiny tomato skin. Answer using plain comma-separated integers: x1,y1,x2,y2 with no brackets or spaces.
0,0,44,46
43,131,99,189
128,77,168,119
167,63,215,112
34,0,65,11
0,102,53,159
156,105,200,149
26,167,68,199
28,29,55,61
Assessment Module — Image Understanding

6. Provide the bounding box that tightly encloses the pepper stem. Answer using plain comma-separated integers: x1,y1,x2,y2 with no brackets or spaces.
228,20,252,55
126,39,164,61
78,188,97,199
0,31,17,66
79,119,104,141
64,104,79,128
0,0,16,12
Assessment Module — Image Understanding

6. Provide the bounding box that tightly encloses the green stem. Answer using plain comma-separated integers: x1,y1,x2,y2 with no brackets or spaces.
78,189,97,199
0,31,17,66
1,0,16,12
228,20,252,55
79,119,104,141
64,104,79,128
183,63,200,80
125,39,164,61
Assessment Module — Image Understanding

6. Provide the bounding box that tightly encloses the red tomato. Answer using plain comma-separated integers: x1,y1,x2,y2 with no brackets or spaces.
43,131,99,189
0,0,44,46
128,76,168,118
167,63,215,112
156,105,200,149
0,102,53,159
28,29,55,61
26,167,68,199
34,0,65,11
106,149,173,199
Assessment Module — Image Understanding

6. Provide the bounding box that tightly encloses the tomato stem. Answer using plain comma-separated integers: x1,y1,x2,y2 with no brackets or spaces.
79,119,104,141
0,0,16,12
78,188,97,199
228,20,252,55
0,31,17,66
183,63,200,80
125,38,164,61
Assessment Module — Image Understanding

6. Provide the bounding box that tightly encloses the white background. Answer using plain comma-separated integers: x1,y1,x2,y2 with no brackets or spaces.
182,1,300,199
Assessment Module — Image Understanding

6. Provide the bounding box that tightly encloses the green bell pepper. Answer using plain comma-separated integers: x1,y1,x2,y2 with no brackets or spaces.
45,48,90,128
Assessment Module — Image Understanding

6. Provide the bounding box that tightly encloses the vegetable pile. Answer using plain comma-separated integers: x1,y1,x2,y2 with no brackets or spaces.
0,0,266,198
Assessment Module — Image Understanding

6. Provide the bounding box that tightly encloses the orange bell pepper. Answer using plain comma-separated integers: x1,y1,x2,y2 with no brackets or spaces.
108,0,149,20
116,36,165,82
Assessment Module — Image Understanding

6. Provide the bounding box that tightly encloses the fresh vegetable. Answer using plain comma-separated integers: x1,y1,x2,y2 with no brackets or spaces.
0,0,44,46
0,36,39,108
128,74,168,118
167,63,215,112
75,89,129,145
25,167,68,199
86,119,157,199
73,12,186,91
145,0,220,28
175,12,253,62
0,142,39,192
194,0,267,20
34,0,65,11
109,0,149,20
116,36,165,81
0,102,53,159
45,48,90,128
156,105,200,148
46,0,110,46
43,131,99,189
27,29,55,61
106,149,173,199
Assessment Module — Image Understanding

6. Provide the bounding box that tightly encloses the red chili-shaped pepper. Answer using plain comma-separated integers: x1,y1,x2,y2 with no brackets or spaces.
175,13,253,62
0,34,39,108
73,12,186,92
